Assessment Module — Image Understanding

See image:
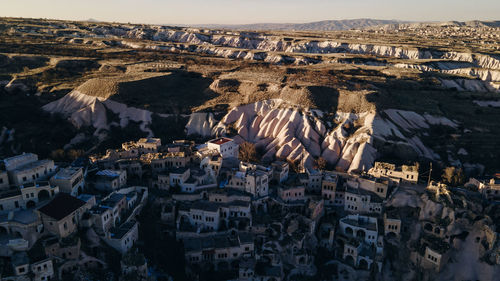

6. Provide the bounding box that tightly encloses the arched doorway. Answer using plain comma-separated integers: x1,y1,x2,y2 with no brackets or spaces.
345,227,353,236
26,200,36,208
386,232,397,240
345,255,355,266
38,189,50,201
336,239,345,249
370,262,379,273
356,229,366,239
0,226,8,235
424,223,433,232
359,259,368,270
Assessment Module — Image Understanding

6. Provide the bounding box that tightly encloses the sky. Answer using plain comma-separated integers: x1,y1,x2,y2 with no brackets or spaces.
1,0,499,25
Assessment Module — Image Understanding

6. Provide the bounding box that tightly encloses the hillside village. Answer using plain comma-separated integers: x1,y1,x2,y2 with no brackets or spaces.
0,15,499,281
0,136,498,281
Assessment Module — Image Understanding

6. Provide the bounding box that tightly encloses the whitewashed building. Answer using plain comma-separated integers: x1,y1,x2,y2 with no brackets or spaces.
50,167,84,196
207,137,239,159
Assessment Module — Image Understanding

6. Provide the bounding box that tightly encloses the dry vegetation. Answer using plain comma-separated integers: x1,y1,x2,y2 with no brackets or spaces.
0,17,499,171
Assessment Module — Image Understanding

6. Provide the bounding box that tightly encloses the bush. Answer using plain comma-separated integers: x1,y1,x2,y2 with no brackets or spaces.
239,141,258,163
49,148,84,162
441,167,465,186
314,157,327,170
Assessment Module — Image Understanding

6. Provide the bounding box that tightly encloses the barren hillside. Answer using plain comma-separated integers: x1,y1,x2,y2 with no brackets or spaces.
1,17,499,173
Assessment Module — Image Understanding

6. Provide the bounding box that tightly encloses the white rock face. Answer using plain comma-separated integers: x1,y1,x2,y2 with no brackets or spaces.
473,100,500,107
42,90,155,137
185,113,218,136
186,99,458,171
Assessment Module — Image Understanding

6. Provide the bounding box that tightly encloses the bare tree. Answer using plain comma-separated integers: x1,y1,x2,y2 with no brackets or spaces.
239,141,258,163
314,157,327,170
441,167,465,186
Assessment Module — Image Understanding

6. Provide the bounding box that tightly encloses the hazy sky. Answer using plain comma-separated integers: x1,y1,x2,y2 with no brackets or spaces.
1,0,499,25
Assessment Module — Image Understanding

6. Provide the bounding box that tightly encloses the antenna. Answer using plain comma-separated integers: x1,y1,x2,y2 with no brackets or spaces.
427,162,432,186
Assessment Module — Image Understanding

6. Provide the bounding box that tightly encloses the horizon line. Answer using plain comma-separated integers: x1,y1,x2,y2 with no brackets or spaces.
2,16,499,28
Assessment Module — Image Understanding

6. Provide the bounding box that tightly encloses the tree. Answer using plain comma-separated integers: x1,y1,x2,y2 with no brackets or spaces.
50,149,65,161
441,167,465,186
66,149,84,161
239,141,258,163
314,157,327,170
288,159,302,173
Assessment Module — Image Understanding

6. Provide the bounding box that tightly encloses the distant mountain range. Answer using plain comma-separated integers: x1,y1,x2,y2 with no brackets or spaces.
380,20,500,29
197,19,409,31
196,19,500,32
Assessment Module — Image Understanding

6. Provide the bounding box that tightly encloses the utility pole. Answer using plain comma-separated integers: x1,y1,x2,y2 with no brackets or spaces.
427,162,433,186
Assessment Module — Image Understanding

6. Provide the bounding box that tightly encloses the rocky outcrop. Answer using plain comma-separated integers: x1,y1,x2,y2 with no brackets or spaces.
42,90,154,138
186,99,458,171
103,28,500,92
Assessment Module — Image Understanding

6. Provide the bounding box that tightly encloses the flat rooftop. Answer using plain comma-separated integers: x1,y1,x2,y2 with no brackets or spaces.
0,188,22,199
208,137,233,145
183,232,253,253
53,167,81,180
20,181,53,189
0,209,38,224
111,221,137,239
96,169,122,178
138,138,160,144
169,167,189,174
2,153,38,170
12,159,53,173
101,193,126,207
345,186,383,203
341,215,377,231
